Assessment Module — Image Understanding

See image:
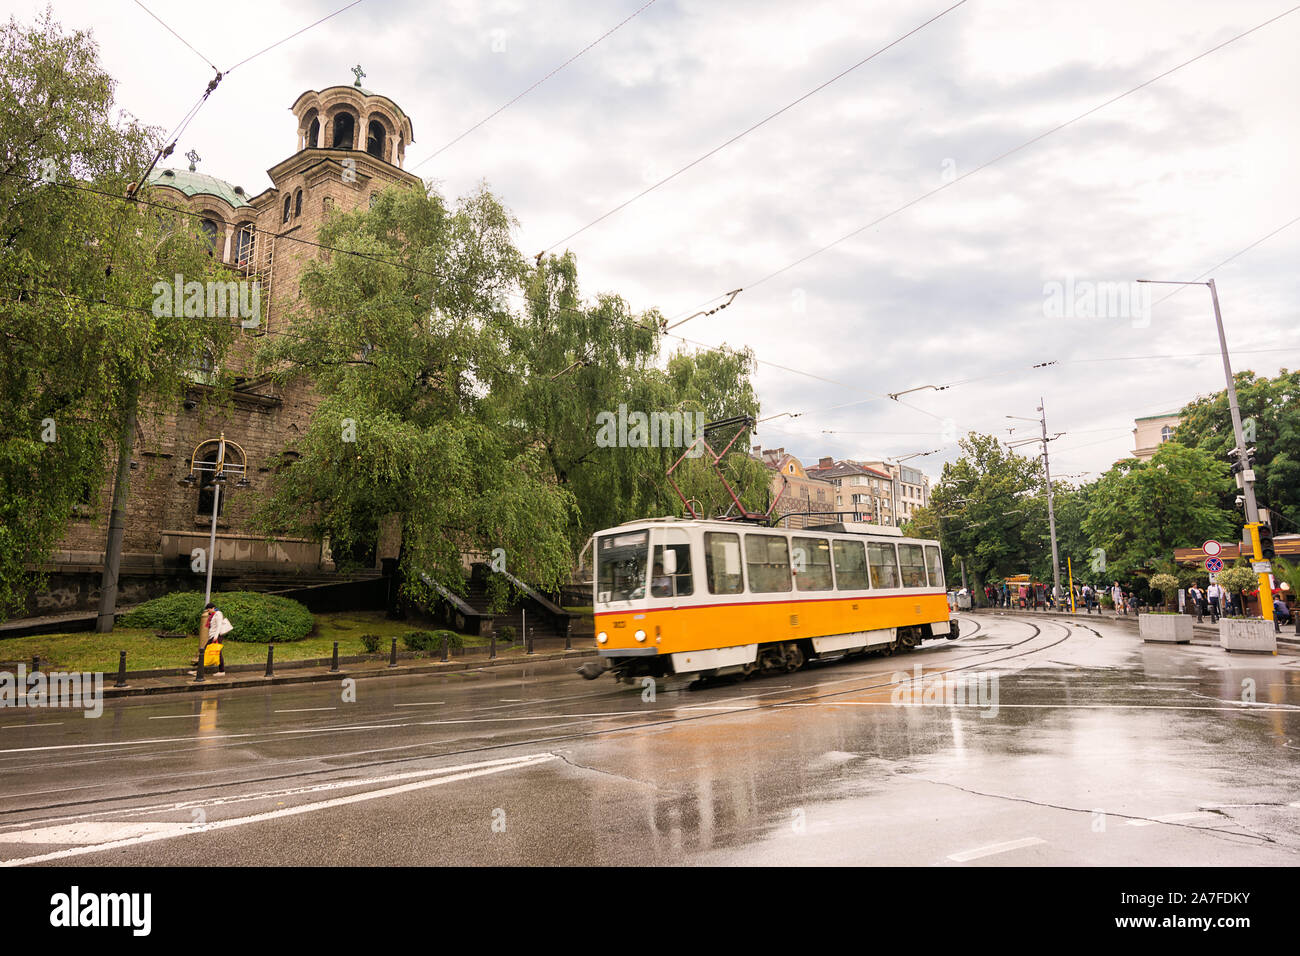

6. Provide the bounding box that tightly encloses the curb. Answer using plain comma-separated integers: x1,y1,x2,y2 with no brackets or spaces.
100,648,599,698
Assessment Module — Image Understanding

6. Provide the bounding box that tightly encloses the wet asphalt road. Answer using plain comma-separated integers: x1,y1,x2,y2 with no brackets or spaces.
1,614,1298,866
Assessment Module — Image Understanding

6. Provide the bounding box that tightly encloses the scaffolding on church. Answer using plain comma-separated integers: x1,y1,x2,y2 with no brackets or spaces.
234,223,275,331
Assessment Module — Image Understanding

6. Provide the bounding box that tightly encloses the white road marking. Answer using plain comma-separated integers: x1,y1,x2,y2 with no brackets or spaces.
275,707,337,713
1126,812,1223,827
149,714,205,720
0,722,63,729
392,702,446,707
0,821,189,845
947,837,1046,862
0,752,557,865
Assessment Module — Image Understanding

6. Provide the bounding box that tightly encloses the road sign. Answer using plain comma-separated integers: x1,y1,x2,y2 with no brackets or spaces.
1205,557,1224,573
1202,540,1223,557
1252,561,1272,574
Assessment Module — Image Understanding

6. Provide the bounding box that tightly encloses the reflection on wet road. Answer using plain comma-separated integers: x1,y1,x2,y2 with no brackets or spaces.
1,614,1297,865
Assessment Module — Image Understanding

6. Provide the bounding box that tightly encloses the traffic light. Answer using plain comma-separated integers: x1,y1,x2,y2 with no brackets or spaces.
1258,523,1275,560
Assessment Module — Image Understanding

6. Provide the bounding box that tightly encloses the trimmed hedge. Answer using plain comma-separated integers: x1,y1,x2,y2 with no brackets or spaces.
119,591,314,643
401,630,464,652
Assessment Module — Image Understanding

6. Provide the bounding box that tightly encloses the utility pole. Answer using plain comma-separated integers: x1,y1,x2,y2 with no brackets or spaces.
1137,278,1273,621
1006,404,1064,607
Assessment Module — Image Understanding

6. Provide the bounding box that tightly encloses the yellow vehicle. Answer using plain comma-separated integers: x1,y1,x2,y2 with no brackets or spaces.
584,517,957,682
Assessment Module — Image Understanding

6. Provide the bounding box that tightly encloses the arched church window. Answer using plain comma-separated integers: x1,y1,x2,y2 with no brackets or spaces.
294,189,303,217
282,195,291,224
307,117,320,148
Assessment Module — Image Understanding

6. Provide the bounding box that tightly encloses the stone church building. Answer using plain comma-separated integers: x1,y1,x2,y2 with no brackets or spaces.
36,75,420,614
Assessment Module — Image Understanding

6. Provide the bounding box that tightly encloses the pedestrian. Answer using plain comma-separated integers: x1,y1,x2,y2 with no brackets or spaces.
1274,596,1292,631
1082,583,1095,613
1187,583,1202,622
1207,581,1222,622
1196,583,1209,623
1111,581,1124,616
195,601,231,676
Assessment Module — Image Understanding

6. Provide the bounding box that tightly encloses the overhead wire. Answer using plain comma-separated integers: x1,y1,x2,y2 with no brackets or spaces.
411,0,661,170
538,0,970,256
667,3,1300,322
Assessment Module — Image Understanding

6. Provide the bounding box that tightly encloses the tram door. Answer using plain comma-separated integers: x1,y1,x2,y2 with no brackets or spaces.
650,527,695,646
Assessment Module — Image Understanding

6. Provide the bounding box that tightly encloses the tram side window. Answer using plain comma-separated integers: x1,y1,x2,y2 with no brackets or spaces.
924,546,945,589
704,532,744,595
832,539,870,590
792,537,833,591
868,542,900,589
898,543,928,588
744,534,792,593
651,543,694,597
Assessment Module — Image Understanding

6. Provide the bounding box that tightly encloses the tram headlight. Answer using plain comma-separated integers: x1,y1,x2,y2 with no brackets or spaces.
634,630,647,643
597,632,608,644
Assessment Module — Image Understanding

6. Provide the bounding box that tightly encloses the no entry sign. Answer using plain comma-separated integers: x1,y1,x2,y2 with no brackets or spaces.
1203,540,1223,557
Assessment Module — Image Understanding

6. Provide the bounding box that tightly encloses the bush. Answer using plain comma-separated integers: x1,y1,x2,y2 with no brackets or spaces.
1149,573,1179,606
498,625,516,643
119,591,313,643
360,634,383,654
402,630,436,651
402,630,465,653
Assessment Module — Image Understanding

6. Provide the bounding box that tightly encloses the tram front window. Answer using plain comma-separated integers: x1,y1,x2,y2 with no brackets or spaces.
596,531,649,603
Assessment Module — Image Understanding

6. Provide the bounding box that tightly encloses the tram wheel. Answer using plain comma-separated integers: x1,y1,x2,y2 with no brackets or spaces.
784,642,805,672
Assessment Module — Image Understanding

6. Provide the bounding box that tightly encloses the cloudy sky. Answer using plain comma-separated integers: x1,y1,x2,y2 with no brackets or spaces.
16,0,1300,483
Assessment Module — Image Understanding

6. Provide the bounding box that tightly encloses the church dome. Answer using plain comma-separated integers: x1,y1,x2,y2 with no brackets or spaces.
291,71,414,168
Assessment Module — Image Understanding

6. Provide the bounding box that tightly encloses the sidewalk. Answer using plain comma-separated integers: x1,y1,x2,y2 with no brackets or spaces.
96,646,598,699
967,606,1300,650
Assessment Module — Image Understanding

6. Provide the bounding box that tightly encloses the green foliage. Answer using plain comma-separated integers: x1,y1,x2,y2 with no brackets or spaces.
1217,564,1259,594
1174,369,1300,522
1081,442,1236,579
359,634,383,653
912,433,1046,588
498,624,516,643
401,629,463,652
0,11,236,620
1148,573,1179,605
118,591,313,642
252,184,766,599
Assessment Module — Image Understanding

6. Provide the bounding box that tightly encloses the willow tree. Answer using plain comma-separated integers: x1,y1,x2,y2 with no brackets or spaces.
504,252,769,546
255,186,769,598
253,185,577,596
0,10,229,623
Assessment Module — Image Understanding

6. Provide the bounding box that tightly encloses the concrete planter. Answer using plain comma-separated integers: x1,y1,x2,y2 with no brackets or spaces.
1138,613,1192,643
1218,618,1276,653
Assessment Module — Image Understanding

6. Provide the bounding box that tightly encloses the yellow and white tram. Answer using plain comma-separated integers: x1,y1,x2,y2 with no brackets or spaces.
584,517,958,682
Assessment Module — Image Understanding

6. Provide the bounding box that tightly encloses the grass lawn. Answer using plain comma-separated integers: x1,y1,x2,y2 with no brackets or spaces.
0,612,499,673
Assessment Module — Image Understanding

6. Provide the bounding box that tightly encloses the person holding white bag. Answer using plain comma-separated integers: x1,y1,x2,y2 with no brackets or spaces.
195,601,233,676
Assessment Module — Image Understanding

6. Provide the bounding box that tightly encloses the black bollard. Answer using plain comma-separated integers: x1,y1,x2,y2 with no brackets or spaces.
564,628,571,651
329,641,339,673
115,651,127,688
31,655,39,673
526,627,534,655
388,638,398,668
489,634,496,660
441,634,449,662
194,647,206,683
265,645,275,678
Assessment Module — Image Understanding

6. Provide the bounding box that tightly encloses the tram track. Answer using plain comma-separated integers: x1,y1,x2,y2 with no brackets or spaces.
0,615,1067,825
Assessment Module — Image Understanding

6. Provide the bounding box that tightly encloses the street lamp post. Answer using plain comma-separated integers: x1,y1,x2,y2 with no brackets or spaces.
1007,403,1064,607
180,433,250,604
1137,278,1273,622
